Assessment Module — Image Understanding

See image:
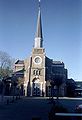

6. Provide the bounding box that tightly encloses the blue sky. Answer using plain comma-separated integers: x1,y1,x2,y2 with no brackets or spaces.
0,0,82,80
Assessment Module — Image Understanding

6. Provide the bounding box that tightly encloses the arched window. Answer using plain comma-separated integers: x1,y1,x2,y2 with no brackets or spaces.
33,70,36,75
33,69,40,76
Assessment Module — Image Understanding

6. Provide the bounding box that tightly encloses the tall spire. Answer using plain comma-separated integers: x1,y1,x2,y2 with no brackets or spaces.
34,0,43,48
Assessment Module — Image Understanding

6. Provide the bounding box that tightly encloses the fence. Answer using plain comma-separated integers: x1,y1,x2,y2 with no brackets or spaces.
55,113,82,120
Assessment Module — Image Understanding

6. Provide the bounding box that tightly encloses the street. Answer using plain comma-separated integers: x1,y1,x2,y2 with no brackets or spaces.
0,97,51,120
0,97,82,120
57,97,82,112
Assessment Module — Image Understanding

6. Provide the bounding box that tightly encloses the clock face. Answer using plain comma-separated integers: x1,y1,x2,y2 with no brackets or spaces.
35,57,41,63
33,56,42,64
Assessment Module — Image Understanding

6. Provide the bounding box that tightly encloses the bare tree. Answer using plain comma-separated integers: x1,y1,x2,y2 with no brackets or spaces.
0,51,14,79
0,51,15,102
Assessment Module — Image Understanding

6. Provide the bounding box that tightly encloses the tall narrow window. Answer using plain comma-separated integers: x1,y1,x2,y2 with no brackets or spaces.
33,69,40,76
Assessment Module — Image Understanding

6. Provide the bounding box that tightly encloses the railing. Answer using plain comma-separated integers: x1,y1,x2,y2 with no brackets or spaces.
55,113,82,116
55,113,82,120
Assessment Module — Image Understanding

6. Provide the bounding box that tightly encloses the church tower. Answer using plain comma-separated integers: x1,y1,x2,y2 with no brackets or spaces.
24,0,46,96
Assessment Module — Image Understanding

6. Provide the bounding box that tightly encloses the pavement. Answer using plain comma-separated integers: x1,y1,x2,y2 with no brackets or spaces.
0,96,82,120
0,96,52,120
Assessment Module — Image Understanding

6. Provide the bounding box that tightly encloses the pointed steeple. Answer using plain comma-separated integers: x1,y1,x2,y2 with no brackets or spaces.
36,2,43,39
34,0,43,48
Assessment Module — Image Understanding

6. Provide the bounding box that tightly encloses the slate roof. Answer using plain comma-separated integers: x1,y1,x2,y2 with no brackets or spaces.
15,60,24,64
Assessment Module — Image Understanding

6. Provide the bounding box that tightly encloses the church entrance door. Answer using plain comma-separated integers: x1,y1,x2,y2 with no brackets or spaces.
32,79,41,96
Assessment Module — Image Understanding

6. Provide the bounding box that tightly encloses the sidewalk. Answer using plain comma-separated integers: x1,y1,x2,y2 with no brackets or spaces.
0,97,51,120
0,95,21,105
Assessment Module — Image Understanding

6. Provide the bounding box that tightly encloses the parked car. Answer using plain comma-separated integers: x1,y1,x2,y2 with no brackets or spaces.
75,104,82,113
75,104,82,120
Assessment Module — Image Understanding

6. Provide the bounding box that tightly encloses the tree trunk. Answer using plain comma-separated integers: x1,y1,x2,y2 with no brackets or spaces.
13,86,15,101
56,86,59,104
51,87,53,99
1,82,5,103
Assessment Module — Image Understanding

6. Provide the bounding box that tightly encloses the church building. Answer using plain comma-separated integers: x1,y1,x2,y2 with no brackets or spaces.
14,1,68,97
